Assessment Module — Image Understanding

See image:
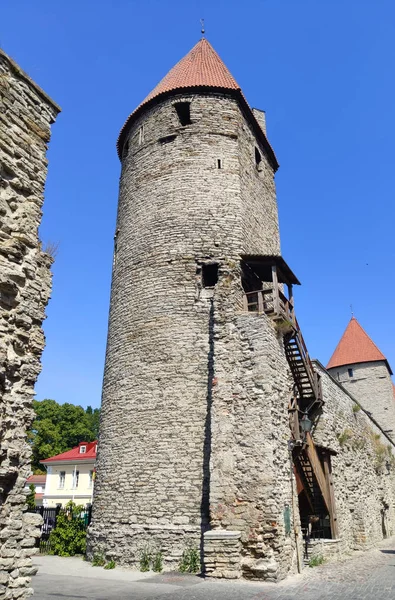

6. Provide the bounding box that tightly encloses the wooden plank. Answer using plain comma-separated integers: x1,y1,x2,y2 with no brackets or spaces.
257,290,264,313
271,265,280,316
305,432,331,514
323,453,339,538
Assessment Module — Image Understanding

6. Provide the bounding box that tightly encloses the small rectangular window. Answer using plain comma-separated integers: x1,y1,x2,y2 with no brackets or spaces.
337,372,340,381
72,470,79,489
88,470,94,488
174,102,191,126
255,147,262,170
202,263,219,288
138,125,145,145
348,368,353,378
217,159,222,169
59,471,65,489
80,445,86,454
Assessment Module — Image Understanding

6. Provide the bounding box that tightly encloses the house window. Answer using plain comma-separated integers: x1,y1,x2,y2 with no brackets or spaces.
174,102,191,126
138,125,145,145
72,470,80,489
255,147,262,170
58,471,65,489
202,263,219,288
348,368,353,378
88,471,94,488
80,445,86,454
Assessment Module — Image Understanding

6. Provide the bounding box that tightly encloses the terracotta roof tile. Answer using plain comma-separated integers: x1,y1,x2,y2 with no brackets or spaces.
327,317,391,373
141,38,240,104
40,441,97,464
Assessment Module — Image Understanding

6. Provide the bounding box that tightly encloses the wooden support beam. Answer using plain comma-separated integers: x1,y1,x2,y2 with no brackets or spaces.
271,265,280,316
305,432,331,515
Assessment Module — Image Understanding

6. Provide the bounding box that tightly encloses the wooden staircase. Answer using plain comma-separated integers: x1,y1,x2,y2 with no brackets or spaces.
283,321,323,417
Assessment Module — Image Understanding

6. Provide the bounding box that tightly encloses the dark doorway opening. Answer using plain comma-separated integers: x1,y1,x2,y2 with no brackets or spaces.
202,263,219,288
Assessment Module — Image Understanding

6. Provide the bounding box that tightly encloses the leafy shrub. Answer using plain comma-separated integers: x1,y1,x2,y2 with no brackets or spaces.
49,501,87,556
104,559,116,570
179,546,200,573
92,553,106,567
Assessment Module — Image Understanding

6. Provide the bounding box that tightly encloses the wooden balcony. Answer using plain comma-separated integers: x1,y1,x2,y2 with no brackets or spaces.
242,287,296,327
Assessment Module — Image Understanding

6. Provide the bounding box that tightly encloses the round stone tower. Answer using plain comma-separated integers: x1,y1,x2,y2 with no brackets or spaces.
89,39,297,577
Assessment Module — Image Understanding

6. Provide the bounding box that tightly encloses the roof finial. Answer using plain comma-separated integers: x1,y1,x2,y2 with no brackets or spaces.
350,304,354,318
200,18,205,38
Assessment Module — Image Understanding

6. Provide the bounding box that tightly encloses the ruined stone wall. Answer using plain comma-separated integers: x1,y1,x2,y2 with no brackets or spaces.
89,92,284,570
313,362,395,555
328,361,395,441
0,49,59,599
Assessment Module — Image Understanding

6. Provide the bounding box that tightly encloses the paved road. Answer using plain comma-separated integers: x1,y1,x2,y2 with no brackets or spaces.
33,538,395,600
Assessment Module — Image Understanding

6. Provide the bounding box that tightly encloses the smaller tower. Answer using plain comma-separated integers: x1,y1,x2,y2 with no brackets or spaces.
327,317,395,438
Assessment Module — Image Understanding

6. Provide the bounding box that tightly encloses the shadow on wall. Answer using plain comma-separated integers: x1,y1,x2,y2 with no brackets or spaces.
200,298,215,566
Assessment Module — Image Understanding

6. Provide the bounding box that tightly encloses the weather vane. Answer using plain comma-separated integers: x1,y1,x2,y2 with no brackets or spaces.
200,18,205,37
350,304,354,318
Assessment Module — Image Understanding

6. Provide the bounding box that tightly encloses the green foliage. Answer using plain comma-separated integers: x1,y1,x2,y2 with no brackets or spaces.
28,399,100,472
179,546,200,573
352,404,361,413
308,554,325,567
104,559,116,570
152,552,163,573
139,548,152,572
92,553,106,567
337,428,353,447
49,501,87,556
26,483,36,510
370,433,394,473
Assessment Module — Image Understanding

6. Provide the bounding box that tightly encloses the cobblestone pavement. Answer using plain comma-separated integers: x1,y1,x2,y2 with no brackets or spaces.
33,537,395,599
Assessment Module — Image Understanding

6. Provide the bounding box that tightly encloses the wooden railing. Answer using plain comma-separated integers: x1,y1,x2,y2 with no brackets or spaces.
243,287,296,326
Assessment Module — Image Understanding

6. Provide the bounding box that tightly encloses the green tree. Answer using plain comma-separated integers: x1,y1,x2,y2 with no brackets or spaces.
26,483,36,510
28,399,100,473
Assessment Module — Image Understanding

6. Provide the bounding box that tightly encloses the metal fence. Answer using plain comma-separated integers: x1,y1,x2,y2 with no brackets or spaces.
29,505,92,554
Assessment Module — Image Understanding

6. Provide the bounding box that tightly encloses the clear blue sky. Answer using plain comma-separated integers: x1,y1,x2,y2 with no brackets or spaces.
2,0,394,408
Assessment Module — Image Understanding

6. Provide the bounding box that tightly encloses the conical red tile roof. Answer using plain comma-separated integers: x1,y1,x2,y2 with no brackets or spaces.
327,317,391,373
141,38,240,104
117,38,279,170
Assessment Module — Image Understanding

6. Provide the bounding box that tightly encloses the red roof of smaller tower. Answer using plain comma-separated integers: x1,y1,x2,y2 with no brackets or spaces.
40,441,97,464
327,317,392,374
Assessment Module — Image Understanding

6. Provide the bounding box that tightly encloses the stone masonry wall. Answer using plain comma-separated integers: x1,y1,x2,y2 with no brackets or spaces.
208,271,301,581
328,361,395,441
88,91,284,570
313,362,395,555
0,49,59,599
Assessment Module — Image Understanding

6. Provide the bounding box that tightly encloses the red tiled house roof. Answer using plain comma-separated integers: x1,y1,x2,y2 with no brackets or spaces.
327,317,392,374
26,475,46,485
40,441,97,464
117,38,279,170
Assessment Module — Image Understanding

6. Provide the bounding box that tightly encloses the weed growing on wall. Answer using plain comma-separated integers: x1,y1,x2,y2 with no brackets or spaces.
139,548,152,572
308,555,325,567
104,559,116,570
179,546,200,573
92,553,106,566
152,552,163,572
337,429,353,447
49,501,87,556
